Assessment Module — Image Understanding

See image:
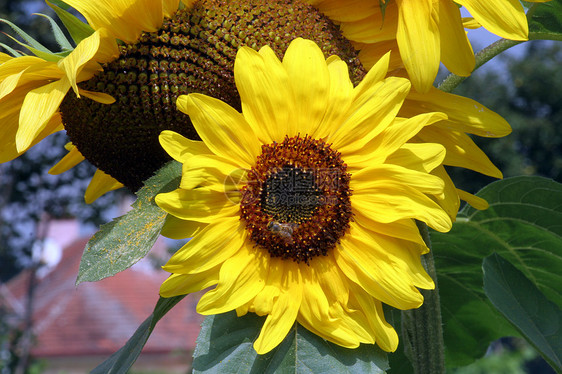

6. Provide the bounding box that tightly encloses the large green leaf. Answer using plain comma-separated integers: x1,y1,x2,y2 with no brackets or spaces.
76,161,181,285
483,253,562,373
528,0,562,41
91,295,185,374
431,176,562,367
193,311,388,373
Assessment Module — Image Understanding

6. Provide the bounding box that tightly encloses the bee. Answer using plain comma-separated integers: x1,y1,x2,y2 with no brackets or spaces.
267,221,298,245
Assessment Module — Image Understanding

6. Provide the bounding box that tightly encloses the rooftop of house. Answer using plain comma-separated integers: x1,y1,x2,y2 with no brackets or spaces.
1,225,202,359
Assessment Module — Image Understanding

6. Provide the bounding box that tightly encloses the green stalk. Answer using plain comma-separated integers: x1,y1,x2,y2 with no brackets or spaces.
401,222,445,374
438,38,522,93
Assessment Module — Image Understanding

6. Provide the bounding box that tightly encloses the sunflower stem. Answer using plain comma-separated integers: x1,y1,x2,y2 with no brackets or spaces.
437,38,522,93
401,222,445,374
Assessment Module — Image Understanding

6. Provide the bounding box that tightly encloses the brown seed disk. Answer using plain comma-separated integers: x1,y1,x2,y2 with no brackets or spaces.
60,0,366,191
240,135,352,263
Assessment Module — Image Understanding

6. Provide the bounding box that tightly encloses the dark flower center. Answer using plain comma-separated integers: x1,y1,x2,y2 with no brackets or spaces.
240,135,352,263
59,0,366,191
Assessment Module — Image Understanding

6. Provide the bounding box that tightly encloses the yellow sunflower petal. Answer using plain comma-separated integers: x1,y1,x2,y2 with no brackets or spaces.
283,38,330,137
431,166,461,220
329,76,411,152
335,228,424,309
197,244,268,314
348,285,399,352
48,142,85,175
234,45,294,143
78,89,115,104
179,153,244,192
155,188,238,223
439,0,475,76
0,112,63,163
395,0,440,93
338,3,399,43
16,77,70,152
248,258,284,316
357,40,403,72
253,260,302,354
311,0,378,22
354,222,435,289
353,211,428,249
160,215,206,240
176,93,260,168
344,112,447,168
312,56,354,138
353,183,452,232
456,0,528,40
297,255,372,347
417,126,503,178
385,143,446,173
160,266,220,298
462,17,481,29
159,130,211,163
163,217,246,275
57,29,101,96
0,69,27,100
63,0,179,43
457,188,490,210
352,164,445,196
402,88,512,138
85,169,124,204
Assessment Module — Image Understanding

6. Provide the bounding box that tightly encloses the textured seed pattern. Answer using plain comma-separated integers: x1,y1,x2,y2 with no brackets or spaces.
240,135,353,263
61,0,366,190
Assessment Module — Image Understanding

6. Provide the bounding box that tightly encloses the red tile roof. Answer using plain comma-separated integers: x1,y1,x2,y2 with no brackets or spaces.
1,237,203,357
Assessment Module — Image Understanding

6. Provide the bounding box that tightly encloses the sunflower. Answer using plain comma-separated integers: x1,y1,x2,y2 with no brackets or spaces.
155,38,453,354
1,0,511,211
309,0,548,93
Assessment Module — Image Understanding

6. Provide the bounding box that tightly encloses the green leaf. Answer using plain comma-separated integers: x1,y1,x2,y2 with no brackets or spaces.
46,0,95,45
483,253,562,373
193,311,388,373
528,0,562,41
431,176,562,367
76,161,181,285
0,32,62,61
32,13,73,51
91,295,185,374
0,18,53,54
0,42,24,57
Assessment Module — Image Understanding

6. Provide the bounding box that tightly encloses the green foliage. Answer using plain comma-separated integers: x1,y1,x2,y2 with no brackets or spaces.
76,161,181,285
91,296,185,374
0,17,61,60
483,253,562,373
452,339,538,374
432,176,562,367
192,312,388,374
32,12,73,51
528,0,562,41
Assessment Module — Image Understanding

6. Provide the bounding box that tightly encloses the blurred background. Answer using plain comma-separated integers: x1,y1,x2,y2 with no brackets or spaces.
0,1,560,373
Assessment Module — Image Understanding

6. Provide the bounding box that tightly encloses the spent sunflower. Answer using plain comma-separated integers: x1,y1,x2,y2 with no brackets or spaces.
309,0,548,93
1,0,510,212
155,38,453,354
